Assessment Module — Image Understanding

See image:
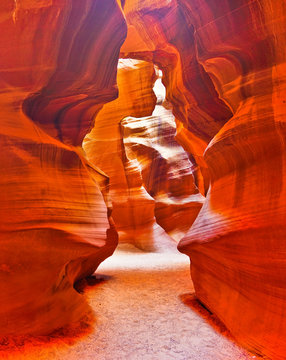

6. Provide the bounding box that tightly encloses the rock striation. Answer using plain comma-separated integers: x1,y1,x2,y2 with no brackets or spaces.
0,0,126,335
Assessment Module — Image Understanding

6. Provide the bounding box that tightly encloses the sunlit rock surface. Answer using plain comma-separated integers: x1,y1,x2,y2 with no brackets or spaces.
84,59,167,251
0,0,126,335
84,60,202,249
122,77,204,241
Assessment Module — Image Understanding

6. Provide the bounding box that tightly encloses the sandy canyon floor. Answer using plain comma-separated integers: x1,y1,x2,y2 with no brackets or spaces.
1,243,259,360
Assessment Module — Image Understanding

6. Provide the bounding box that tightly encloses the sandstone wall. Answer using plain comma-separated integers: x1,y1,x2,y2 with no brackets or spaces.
178,1,286,359
121,0,286,358
0,0,126,335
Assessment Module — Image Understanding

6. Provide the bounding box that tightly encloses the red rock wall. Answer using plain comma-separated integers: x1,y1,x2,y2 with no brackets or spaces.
0,0,126,335
121,0,231,195
121,0,286,359
177,1,286,359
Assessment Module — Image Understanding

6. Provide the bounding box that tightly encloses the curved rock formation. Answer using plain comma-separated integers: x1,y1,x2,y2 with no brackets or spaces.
0,0,126,335
1,1,286,359
121,1,286,359
84,59,169,251
176,1,286,359
121,0,235,195
121,75,204,241
84,59,202,249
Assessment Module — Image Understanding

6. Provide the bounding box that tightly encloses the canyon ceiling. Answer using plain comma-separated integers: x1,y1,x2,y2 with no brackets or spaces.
0,1,285,359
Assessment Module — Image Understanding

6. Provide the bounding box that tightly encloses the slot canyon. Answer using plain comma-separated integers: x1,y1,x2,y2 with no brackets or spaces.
0,0,285,359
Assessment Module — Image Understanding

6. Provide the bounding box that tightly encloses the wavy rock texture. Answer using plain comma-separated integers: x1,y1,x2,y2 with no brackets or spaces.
84,60,202,249
84,59,167,251
121,1,286,359
177,1,286,358
0,0,126,335
121,0,235,195
121,89,204,241
1,1,286,359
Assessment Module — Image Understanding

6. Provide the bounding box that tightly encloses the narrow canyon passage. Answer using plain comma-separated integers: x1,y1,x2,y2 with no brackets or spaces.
3,245,256,360
1,2,286,359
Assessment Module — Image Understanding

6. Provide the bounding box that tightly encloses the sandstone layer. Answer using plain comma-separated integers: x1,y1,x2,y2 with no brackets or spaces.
0,0,126,335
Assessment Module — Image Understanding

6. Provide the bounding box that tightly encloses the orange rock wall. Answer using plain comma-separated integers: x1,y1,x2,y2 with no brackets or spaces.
121,0,236,195
0,0,126,335
121,0,286,359
177,1,286,358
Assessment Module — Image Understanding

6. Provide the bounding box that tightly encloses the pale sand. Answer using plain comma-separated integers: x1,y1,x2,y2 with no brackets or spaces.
1,243,259,360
